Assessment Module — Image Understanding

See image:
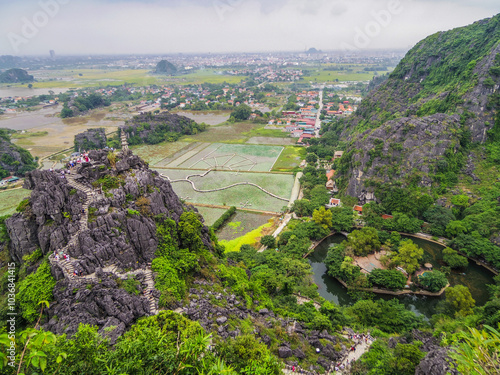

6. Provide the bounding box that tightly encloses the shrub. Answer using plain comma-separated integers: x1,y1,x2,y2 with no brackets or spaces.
211,206,236,231
17,262,56,321
368,268,407,290
260,235,276,248
442,247,468,268
418,270,448,292
16,198,30,212
135,196,151,216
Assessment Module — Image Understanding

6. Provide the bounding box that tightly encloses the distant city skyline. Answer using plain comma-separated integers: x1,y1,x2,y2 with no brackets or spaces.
0,0,499,56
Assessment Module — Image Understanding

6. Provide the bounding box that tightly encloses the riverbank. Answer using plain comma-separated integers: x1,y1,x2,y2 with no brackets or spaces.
401,232,499,276
334,277,449,297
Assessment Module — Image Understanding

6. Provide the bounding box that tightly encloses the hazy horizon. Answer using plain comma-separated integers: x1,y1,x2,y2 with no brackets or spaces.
1,0,499,56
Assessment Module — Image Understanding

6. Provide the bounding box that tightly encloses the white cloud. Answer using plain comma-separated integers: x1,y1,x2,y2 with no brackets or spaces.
0,0,498,55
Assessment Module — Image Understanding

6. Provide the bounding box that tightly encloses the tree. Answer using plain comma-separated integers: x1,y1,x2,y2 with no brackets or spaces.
444,285,475,317
345,227,381,256
309,185,330,209
260,235,276,248
230,104,252,121
60,104,74,118
330,206,354,232
392,240,423,274
418,270,448,292
442,247,468,268
423,206,456,237
390,343,425,375
305,153,318,163
383,212,423,233
445,220,468,237
312,206,333,229
291,199,313,217
368,268,407,290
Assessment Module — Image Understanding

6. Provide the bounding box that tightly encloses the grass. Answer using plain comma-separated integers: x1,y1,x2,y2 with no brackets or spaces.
11,131,49,139
271,146,306,171
220,222,272,253
181,121,262,144
243,127,289,138
0,189,31,216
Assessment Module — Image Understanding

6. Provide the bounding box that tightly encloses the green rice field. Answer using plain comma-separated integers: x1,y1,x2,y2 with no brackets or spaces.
155,168,293,212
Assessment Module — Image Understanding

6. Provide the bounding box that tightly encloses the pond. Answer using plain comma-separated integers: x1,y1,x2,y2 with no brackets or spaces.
308,234,496,319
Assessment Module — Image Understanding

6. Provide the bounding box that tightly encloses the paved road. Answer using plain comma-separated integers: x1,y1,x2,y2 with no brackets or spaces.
315,86,324,138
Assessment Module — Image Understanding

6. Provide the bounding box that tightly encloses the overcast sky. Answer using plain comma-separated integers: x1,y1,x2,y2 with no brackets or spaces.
1,0,499,56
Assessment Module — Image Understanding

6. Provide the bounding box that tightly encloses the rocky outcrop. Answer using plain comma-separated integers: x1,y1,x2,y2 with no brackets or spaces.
395,330,460,375
121,112,202,145
183,285,346,372
0,68,34,83
154,60,177,75
0,134,38,178
415,347,460,375
44,269,150,344
6,149,214,340
74,128,107,152
338,14,500,198
344,114,461,201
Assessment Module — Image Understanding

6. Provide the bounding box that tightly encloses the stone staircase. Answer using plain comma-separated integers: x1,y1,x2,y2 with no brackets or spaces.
48,169,160,315
143,267,158,315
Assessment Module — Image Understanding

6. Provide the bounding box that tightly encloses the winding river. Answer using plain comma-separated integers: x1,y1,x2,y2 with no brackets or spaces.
308,234,496,319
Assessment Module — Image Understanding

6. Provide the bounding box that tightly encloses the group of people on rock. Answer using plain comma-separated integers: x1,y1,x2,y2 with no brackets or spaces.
53,251,69,261
67,152,91,168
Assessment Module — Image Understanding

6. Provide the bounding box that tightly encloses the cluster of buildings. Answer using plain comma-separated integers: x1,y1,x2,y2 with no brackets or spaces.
227,67,303,82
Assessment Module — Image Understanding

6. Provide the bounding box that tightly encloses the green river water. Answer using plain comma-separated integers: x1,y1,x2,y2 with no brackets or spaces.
308,234,496,319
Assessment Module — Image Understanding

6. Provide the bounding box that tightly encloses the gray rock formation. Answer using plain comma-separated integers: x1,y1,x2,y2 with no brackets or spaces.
415,347,459,375
344,113,461,201
44,269,149,344
6,149,213,339
183,285,346,372
74,128,107,152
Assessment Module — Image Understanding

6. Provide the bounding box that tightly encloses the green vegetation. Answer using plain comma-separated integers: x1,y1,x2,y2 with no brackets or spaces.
211,206,237,231
260,234,276,248
447,325,500,375
0,310,246,374
220,222,271,253
417,270,448,292
368,269,407,291
17,262,57,322
442,247,468,268
92,175,121,191
230,104,252,121
61,93,111,118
